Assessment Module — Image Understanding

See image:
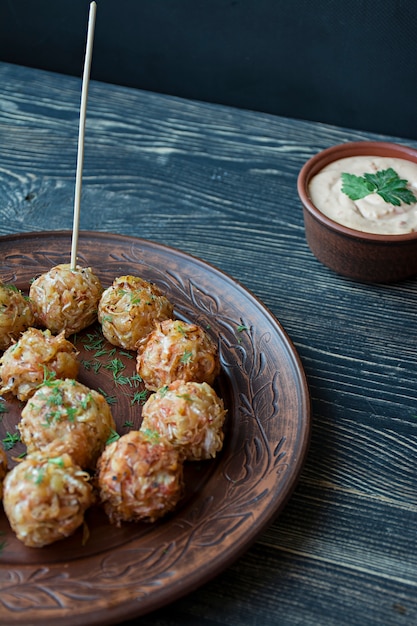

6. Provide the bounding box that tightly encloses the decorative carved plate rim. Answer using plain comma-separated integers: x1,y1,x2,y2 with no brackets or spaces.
0,231,310,625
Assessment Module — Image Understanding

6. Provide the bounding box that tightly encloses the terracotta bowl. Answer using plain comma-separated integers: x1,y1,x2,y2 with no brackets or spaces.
297,141,417,283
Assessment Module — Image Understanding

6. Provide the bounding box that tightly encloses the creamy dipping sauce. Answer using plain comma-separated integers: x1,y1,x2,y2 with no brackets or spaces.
308,155,417,234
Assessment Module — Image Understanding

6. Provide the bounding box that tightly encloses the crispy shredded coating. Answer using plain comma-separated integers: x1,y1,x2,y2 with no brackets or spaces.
0,282,34,351
98,275,174,350
19,378,116,469
1,270,228,542
29,264,103,336
141,380,226,461
96,430,183,525
0,328,79,401
137,319,221,391
3,451,94,548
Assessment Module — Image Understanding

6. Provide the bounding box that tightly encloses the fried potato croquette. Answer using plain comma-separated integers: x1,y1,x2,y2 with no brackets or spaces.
137,319,220,391
0,282,34,351
0,328,79,401
98,275,174,351
3,451,94,547
19,378,116,469
140,380,226,461
97,430,183,525
29,264,103,336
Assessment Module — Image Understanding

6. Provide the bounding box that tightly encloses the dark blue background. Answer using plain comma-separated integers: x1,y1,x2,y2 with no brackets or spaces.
1,0,416,139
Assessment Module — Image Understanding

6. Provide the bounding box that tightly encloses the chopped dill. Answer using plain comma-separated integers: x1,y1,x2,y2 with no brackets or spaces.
105,358,125,378
48,457,65,467
81,359,102,374
98,388,117,405
82,331,106,352
141,428,160,443
2,430,21,450
130,293,141,304
47,388,64,406
80,392,92,410
37,367,58,388
129,373,142,385
176,393,192,401
180,350,193,364
131,390,149,406
43,409,63,425
66,406,77,422
94,347,111,358
119,351,134,359
114,375,132,386
34,467,45,485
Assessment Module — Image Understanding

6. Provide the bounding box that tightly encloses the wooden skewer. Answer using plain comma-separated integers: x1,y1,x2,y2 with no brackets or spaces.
70,1,97,270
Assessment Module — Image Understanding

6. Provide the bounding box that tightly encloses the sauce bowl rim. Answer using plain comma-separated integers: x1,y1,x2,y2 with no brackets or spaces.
297,140,417,243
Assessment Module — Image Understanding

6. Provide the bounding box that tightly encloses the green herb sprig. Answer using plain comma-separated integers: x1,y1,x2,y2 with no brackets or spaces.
131,390,149,406
2,431,21,451
341,168,417,207
106,428,120,445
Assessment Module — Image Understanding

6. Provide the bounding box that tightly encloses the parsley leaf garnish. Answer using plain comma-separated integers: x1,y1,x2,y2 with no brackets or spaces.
341,168,417,207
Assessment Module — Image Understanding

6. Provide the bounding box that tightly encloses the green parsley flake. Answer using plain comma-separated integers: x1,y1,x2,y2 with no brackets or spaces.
130,292,141,304
176,393,193,401
341,168,417,207
4,284,19,293
48,457,65,467
180,350,193,364
106,428,120,445
34,468,46,485
141,428,160,443
38,367,58,388
81,393,92,410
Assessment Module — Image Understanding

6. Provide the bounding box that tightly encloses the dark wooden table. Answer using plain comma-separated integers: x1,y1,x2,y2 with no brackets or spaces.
0,61,416,626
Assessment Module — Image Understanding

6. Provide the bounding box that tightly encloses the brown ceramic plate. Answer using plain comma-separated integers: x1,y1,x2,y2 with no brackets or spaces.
0,231,310,626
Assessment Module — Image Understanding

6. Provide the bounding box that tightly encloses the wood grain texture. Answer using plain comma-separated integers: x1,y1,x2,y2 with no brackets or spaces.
0,62,417,626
